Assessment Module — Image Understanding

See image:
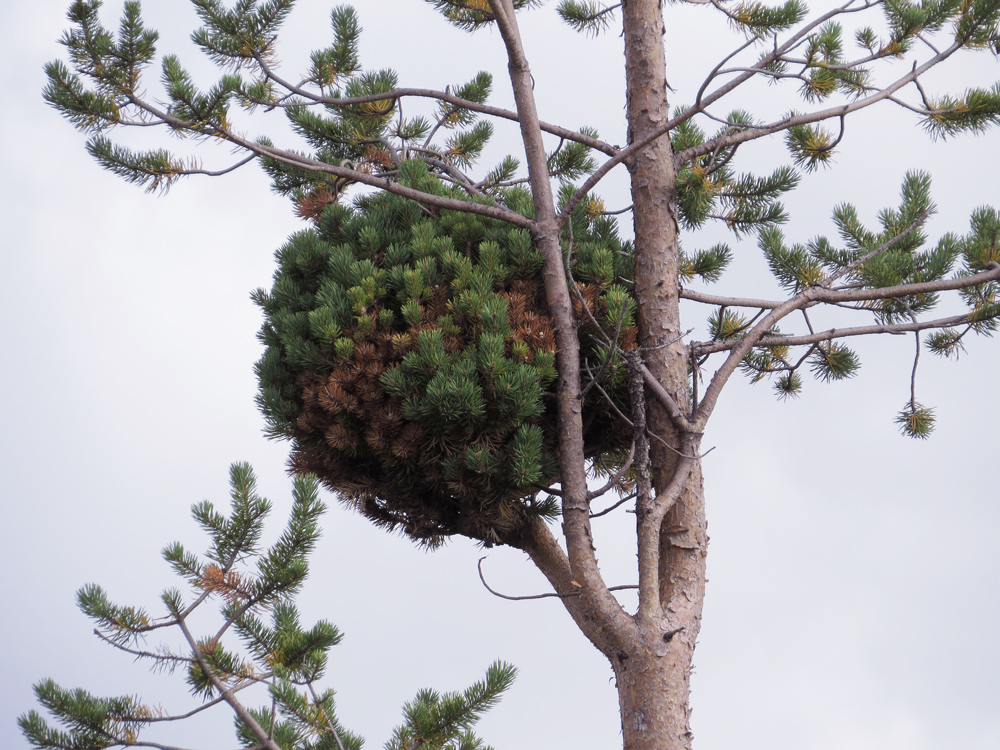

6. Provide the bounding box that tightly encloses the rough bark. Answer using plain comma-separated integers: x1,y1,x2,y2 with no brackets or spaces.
618,0,709,747
493,1,709,746
489,0,636,657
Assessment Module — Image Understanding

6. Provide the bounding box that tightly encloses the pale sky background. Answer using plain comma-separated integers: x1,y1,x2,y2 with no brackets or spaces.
2,2,999,749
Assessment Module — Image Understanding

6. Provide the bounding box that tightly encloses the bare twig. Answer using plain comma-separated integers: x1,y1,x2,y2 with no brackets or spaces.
477,557,637,601
590,491,637,518
93,629,193,666
693,311,994,355
587,440,637,501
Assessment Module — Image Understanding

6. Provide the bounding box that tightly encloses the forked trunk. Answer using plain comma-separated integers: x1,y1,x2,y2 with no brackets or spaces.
612,466,707,750
498,0,710,744
619,0,709,747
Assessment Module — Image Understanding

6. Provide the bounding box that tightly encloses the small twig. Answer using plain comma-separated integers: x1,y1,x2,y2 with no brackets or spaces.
587,441,637,500
908,329,921,408
912,74,934,110
817,115,846,154
916,31,942,55
309,683,348,750
906,307,921,410
662,626,685,642
584,360,711,460
547,137,566,168
694,34,761,110
477,557,637,600
93,629,193,665
646,428,715,460
579,297,635,399
600,204,634,216
637,328,694,353
532,484,563,497
590,491,637,518
801,307,816,335
823,212,928,287
180,154,257,177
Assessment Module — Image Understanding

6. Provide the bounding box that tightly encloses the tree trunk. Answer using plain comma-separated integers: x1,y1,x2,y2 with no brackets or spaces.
618,0,709,746
614,632,697,750
497,1,710,745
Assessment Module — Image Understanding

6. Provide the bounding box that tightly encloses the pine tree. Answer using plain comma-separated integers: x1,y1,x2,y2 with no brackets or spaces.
19,463,516,750
42,1,1000,748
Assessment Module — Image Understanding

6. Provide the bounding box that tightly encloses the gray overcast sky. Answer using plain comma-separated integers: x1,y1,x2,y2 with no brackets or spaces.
2,2,999,749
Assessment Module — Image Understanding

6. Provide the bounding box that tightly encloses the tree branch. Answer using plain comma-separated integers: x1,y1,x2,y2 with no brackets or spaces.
693,312,984,355
693,264,1000,427
176,617,282,750
121,91,537,228
590,491,637,518
675,36,963,165
477,557,637,601
486,0,629,647
251,57,617,155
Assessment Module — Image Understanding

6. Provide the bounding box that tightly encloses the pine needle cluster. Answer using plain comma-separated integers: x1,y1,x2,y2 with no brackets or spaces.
671,109,801,235
254,161,635,546
19,464,515,750
722,172,1000,423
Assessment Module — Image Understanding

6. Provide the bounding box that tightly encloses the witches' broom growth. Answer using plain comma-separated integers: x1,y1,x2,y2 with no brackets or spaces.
254,161,639,546
19,464,515,750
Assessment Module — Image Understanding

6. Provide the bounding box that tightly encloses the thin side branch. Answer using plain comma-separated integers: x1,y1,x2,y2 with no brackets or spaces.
693,264,1000,427
694,312,982,354
477,557,637,601
590,491,637,518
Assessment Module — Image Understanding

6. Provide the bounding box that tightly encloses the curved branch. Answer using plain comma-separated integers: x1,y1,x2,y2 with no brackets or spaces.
907,328,921,409
253,58,618,155
674,36,963,165
590,491,637,518
693,264,1000,427
694,33,763,110
477,557,638,601
120,91,536,227
694,312,986,355
180,153,257,178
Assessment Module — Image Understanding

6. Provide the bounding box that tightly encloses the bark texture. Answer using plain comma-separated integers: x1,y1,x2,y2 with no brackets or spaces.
618,0,709,747
491,1,709,747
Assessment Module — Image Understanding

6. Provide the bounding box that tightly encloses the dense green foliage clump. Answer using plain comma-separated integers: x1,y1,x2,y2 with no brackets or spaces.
254,162,636,545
